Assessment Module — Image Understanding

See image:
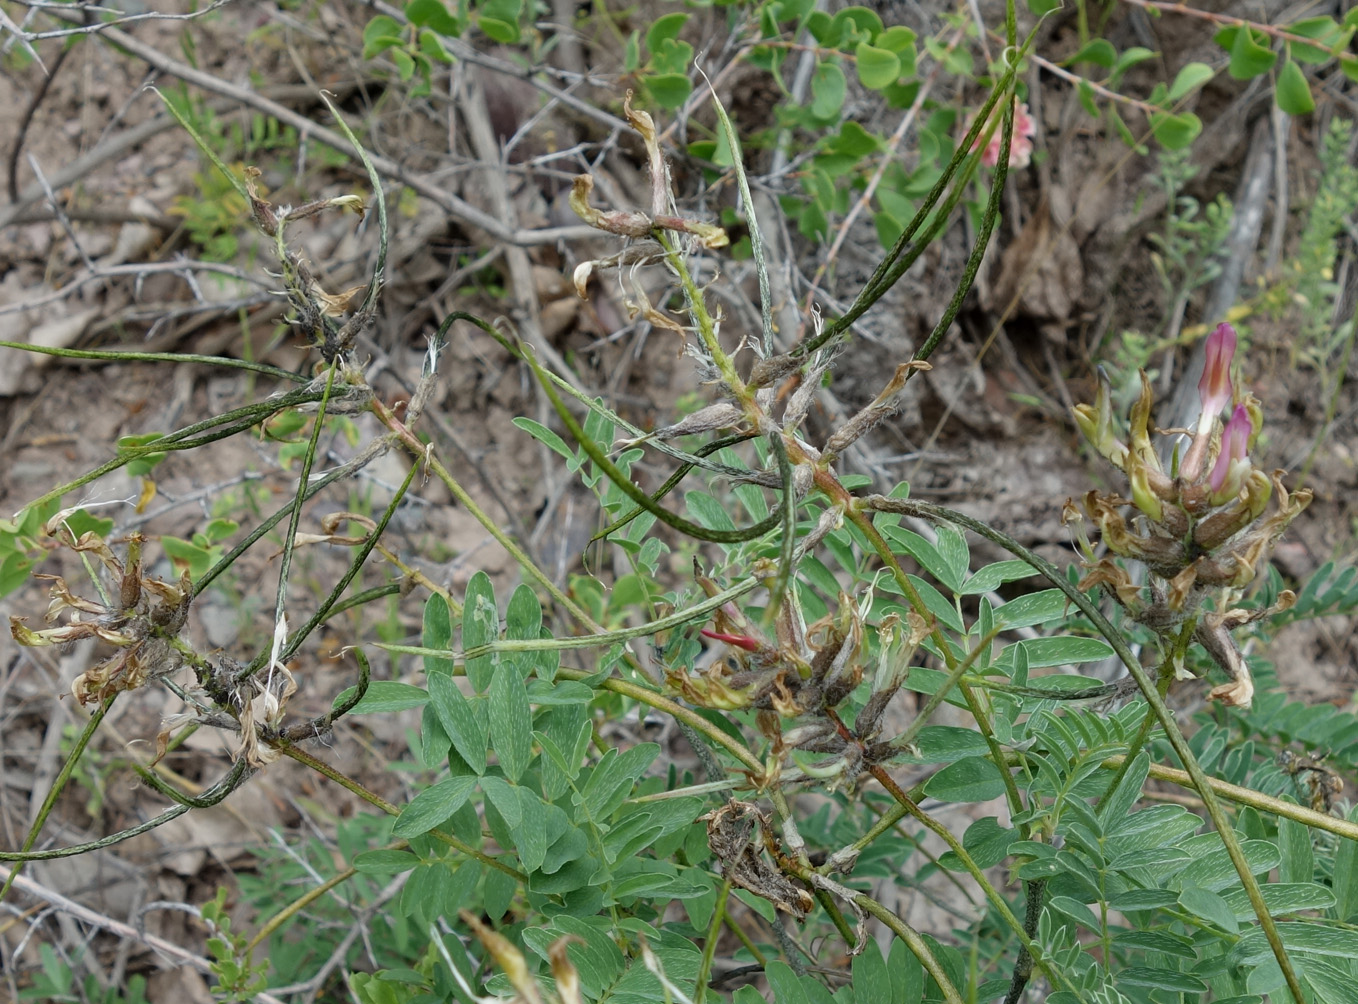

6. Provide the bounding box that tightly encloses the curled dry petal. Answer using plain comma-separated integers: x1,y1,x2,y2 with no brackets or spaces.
40,575,108,620
623,90,668,216
666,661,752,710
310,281,366,318
460,910,543,1004
627,403,745,445
569,174,653,238
1195,614,1255,709
548,936,585,1004
1071,371,1129,469
1077,558,1145,609
652,213,729,249
823,362,927,459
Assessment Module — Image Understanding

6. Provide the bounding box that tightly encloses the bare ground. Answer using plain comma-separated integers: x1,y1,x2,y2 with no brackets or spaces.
1,0,1356,999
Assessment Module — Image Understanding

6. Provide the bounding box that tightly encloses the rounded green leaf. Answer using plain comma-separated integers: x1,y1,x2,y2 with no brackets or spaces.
477,15,519,43
826,5,883,46
923,756,1006,803
1068,38,1116,69
1288,16,1342,63
405,0,459,34
1150,111,1203,149
855,42,900,90
1168,61,1214,101
645,12,688,51
1276,58,1315,115
876,25,916,54
1219,25,1277,79
645,73,693,109
810,61,847,119
362,15,402,56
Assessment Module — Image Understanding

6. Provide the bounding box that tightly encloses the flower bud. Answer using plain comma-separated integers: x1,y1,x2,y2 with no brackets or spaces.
1208,404,1252,503
1197,323,1237,427
1072,371,1129,468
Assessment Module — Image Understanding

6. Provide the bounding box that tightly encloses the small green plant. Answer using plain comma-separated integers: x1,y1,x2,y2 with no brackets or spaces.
0,502,113,598
1268,117,1358,369
202,888,269,1001
1147,149,1234,335
161,518,239,581
8,4,1358,1004
17,944,149,1004
171,162,254,262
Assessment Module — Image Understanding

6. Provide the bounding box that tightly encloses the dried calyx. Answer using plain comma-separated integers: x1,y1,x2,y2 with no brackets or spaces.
670,567,927,790
1067,323,1310,707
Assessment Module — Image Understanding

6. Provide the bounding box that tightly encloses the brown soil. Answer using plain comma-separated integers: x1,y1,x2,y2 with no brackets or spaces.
1,1,1355,1000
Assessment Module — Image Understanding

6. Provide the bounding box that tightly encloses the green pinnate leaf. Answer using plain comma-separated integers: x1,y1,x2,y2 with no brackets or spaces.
923,756,1005,803
423,593,454,676
393,775,476,837
488,660,533,782
504,583,543,679
462,571,498,693
428,673,488,774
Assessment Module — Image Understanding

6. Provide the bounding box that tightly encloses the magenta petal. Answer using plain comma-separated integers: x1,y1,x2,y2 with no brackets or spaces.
1197,323,1237,419
1209,404,1252,493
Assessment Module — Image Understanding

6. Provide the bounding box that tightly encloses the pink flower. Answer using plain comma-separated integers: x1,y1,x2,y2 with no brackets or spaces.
1197,323,1237,425
968,98,1036,169
1209,404,1252,498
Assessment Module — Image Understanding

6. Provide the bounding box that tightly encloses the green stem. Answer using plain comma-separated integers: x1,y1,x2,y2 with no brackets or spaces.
860,494,1307,1003
519,341,785,545
277,744,524,880
23,386,329,515
868,765,1084,1001
274,458,419,667
263,360,338,669
847,506,1028,826
694,874,734,1004
557,669,763,774
0,341,305,383
0,696,114,905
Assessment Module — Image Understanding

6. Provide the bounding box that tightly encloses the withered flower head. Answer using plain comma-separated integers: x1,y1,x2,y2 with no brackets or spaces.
1069,328,1311,709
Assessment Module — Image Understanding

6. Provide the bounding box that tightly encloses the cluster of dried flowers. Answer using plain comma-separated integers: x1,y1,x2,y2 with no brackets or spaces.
1067,323,1311,707
10,519,191,706
668,571,927,790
